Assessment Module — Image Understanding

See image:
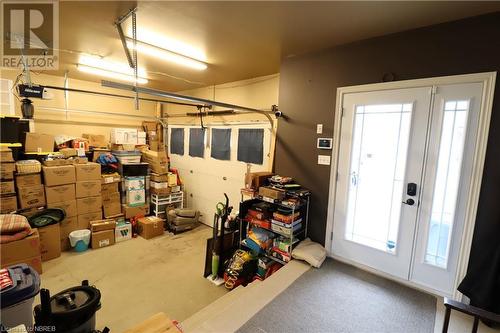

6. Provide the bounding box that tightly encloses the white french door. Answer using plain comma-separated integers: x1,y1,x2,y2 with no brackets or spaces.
331,78,489,296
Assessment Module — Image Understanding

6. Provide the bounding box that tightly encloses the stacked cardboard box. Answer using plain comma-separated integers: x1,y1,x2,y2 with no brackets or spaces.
90,219,116,249
141,149,169,175
142,121,164,152
43,164,78,251
102,180,121,218
0,229,43,274
75,163,103,229
0,149,17,213
42,164,77,259
17,161,46,212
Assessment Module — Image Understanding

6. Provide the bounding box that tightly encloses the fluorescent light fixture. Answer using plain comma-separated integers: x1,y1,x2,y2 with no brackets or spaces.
77,55,148,84
126,40,208,71
77,65,148,84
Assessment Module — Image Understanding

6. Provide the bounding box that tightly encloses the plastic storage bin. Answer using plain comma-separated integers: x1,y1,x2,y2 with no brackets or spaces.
0,264,41,330
69,229,91,252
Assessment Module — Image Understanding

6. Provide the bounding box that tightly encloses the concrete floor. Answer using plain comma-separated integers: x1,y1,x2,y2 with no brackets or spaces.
35,225,227,332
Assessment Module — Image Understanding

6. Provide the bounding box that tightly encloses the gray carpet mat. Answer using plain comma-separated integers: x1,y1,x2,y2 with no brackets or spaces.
237,259,436,333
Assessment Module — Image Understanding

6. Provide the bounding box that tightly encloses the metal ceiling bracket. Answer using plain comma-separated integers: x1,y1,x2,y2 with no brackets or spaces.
114,8,137,68
101,80,275,127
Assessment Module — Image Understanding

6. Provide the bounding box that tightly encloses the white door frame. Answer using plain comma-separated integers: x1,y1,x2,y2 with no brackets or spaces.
324,72,497,299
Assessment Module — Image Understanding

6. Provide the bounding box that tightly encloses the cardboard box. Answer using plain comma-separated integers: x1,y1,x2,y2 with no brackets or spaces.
0,180,15,194
47,200,77,217
0,195,17,213
18,184,46,209
150,187,171,196
110,128,138,145
42,165,76,186
138,131,146,145
150,173,169,182
77,195,102,215
38,224,61,261
25,133,54,153
101,181,119,195
60,216,78,251
0,162,15,179
141,150,169,174
127,189,146,206
1,255,42,274
15,173,42,187
123,204,149,219
0,148,14,162
78,211,103,229
115,222,132,242
246,172,274,190
137,216,164,239
59,148,77,158
43,159,72,167
103,192,121,218
90,219,117,232
0,229,40,264
101,173,121,184
75,162,101,181
75,180,101,198
45,184,76,204
124,177,145,191
91,230,115,249
82,134,107,148
258,186,286,201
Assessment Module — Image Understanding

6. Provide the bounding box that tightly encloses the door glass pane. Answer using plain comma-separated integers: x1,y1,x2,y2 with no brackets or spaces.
425,100,469,268
345,103,413,253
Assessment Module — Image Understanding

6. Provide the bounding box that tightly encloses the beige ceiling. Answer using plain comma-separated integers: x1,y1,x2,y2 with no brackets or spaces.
42,1,500,91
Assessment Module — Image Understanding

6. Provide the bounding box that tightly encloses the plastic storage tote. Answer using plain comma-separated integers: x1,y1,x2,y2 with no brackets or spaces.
34,280,101,333
69,229,91,252
0,264,41,330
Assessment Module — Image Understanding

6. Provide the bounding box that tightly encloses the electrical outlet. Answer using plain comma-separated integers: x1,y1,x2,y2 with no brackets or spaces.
316,124,323,134
318,155,331,165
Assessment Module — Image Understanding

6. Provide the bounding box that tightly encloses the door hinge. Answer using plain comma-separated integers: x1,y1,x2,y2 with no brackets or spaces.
331,231,334,240
336,171,339,182
431,86,438,95
340,107,345,118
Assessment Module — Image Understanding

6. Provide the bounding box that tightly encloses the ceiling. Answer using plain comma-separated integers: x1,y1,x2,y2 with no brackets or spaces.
36,1,500,91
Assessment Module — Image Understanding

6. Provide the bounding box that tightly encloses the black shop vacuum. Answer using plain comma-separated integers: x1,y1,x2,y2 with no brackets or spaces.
34,280,109,333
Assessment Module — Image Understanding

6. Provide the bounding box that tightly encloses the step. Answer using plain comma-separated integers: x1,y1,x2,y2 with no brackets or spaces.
182,279,262,331
182,260,310,333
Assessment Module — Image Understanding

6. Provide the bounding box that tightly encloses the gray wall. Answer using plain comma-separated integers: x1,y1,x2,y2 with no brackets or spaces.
275,12,500,273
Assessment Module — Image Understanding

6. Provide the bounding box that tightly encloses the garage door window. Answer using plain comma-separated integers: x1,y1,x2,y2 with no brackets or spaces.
211,128,231,160
189,128,205,158
237,128,264,165
170,128,185,155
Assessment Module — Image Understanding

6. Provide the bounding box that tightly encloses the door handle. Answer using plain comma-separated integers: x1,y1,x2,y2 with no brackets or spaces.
407,183,417,196
402,198,415,206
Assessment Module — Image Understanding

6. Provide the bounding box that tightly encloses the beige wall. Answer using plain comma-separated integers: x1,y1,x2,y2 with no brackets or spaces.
1,69,158,140
165,73,279,125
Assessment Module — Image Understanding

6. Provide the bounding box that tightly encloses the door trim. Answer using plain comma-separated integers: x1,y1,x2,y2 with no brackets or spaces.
325,72,497,299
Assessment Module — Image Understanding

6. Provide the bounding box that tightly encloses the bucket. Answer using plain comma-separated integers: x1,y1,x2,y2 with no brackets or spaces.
34,280,101,333
69,230,91,252
0,264,41,330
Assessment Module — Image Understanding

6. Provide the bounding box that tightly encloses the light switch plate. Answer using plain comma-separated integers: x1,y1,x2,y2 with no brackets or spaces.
318,155,331,165
316,124,323,134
